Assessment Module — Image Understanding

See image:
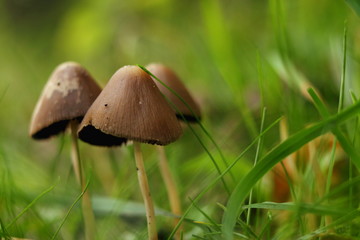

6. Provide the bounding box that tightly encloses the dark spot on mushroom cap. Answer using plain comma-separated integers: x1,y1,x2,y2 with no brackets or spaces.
104,104,108,107
57,82,61,86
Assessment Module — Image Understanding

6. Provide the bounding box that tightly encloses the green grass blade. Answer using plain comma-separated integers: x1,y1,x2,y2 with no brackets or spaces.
269,0,289,58
257,212,272,240
257,51,265,111
185,123,231,194
246,107,266,225
139,64,233,193
308,88,360,169
222,100,360,240
280,161,297,201
314,177,360,209
349,91,359,209
6,183,56,229
324,140,337,214
243,202,347,216
350,91,358,103
338,21,347,113
315,176,360,204
139,64,232,174
307,89,329,117
167,117,283,240
51,180,90,240
345,0,360,17
323,22,347,227
189,198,221,232
297,209,360,240
0,152,17,225
237,219,259,240
0,218,11,239
199,0,258,138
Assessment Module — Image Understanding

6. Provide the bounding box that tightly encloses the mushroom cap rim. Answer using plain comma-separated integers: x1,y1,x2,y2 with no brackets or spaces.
78,123,177,146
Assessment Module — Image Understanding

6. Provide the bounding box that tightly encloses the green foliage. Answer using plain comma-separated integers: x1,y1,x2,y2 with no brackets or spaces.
345,0,360,17
222,101,360,239
1,0,360,239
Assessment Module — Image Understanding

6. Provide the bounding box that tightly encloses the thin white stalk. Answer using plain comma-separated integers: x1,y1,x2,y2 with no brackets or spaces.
134,142,158,240
70,120,96,240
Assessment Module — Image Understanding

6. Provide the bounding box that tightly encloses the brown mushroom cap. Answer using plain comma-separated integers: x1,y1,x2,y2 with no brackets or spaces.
146,63,201,122
78,65,182,146
29,62,102,139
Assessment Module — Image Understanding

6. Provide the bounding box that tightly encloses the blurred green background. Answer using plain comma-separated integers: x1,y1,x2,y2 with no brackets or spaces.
1,0,360,239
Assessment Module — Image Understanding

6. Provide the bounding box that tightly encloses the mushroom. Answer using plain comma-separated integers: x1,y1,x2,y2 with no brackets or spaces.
29,61,101,240
146,63,201,122
145,63,202,239
78,65,182,240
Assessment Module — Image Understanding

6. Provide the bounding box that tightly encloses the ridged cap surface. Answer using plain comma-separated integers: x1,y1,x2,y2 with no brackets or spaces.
78,65,182,146
29,62,102,139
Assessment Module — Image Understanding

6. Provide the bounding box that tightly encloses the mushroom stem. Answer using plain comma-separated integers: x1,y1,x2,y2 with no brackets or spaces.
70,120,96,240
134,142,158,240
156,146,182,239
70,122,83,185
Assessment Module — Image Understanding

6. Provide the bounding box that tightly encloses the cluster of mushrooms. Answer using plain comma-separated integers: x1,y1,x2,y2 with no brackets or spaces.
29,62,201,240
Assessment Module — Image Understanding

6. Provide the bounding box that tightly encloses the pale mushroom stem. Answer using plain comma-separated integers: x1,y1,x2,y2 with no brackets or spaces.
134,142,158,240
70,120,96,240
156,145,182,239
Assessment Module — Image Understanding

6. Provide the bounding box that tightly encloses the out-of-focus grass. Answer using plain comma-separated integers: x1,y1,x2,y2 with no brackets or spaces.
1,0,360,239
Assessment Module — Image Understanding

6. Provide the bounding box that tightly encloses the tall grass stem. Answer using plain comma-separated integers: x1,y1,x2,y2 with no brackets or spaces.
246,107,266,225
51,180,91,240
323,21,347,226
168,116,283,240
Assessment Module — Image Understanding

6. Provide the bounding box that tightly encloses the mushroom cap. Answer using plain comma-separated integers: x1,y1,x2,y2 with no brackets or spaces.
78,65,182,146
29,62,102,139
146,63,201,122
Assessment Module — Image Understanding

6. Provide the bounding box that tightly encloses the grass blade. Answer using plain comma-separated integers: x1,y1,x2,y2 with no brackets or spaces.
345,0,360,17
338,21,347,113
315,176,360,205
222,100,360,240
139,64,233,193
167,117,283,240
189,198,221,232
51,180,90,240
243,202,348,216
349,91,359,209
297,209,360,240
246,107,266,224
0,218,11,239
308,88,360,169
6,183,56,229
199,0,258,138
258,212,272,240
